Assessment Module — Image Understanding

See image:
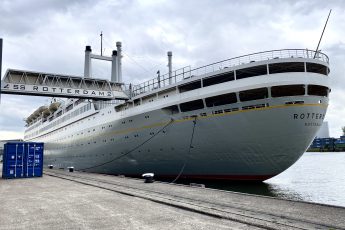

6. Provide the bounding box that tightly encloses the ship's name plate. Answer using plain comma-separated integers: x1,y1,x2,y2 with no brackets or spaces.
293,113,325,120
2,83,113,98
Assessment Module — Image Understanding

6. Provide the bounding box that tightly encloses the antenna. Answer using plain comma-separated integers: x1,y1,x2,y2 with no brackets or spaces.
314,9,332,58
100,31,103,56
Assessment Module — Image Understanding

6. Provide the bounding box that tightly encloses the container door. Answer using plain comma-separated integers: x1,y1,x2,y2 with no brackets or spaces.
3,143,25,179
26,143,43,177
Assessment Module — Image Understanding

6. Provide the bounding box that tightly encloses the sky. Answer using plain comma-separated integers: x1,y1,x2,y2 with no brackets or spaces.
0,0,345,139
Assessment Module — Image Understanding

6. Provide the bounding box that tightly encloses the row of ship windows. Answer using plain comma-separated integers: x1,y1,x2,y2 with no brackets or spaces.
28,85,325,140
49,130,166,149
164,84,328,113
27,62,327,133
26,99,86,133
25,103,92,139
32,113,151,142
52,99,111,120
116,62,328,110
45,98,304,146
46,147,177,160
43,103,92,132
27,84,326,141
27,99,118,138
38,96,305,146
178,62,328,93
26,106,115,140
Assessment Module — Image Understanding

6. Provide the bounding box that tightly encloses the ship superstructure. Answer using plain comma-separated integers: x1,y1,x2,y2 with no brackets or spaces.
24,47,330,181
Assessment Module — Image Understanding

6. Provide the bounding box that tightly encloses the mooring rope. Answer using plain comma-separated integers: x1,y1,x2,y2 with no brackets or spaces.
170,116,197,184
78,118,175,171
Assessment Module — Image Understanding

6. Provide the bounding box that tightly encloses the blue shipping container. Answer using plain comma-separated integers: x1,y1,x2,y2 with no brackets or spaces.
2,142,44,179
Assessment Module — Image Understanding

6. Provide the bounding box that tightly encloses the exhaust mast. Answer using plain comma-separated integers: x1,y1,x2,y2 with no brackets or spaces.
83,41,123,84
168,51,172,84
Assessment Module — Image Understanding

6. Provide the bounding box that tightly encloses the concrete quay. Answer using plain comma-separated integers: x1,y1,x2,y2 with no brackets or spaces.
1,168,345,230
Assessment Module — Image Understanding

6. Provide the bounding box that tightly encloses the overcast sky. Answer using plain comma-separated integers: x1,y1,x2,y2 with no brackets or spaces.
0,0,344,139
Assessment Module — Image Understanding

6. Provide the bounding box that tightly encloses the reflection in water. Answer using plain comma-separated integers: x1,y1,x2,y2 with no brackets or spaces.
174,179,305,201
174,152,345,207
264,182,305,201
176,180,276,196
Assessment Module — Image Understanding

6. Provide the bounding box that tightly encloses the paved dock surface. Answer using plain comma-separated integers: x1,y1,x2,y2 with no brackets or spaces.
1,168,345,229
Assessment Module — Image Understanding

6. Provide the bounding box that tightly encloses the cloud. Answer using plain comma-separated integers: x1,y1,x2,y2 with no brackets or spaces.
0,130,24,140
0,95,46,138
0,0,88,36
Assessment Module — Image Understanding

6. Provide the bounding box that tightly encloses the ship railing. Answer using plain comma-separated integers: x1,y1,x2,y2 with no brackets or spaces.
130,66,191,97
130,49,329,98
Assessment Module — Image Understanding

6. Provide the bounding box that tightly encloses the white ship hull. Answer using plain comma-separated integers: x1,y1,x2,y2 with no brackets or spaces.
24,49,330,181
41,98,328,180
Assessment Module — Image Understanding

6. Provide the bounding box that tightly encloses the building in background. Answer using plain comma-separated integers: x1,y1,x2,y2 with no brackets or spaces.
308,121,345,152
308,135,345,152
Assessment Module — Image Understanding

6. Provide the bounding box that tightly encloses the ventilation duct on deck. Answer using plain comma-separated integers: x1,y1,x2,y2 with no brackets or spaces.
116,42,122,83
111,50,118,82
168,51,172,84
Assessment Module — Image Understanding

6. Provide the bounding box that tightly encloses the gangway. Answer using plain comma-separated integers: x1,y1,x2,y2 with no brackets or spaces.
1,69,128,100
0,38,129,100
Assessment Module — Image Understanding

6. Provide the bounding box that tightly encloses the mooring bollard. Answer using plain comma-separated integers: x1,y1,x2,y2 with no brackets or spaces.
190,183,205,188
142,173,154,183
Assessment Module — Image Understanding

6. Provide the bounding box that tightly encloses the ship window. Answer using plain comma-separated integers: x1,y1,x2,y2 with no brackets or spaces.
75,99,84,106
56,111,62,117
306,63,329,75
205,93,237,107
239,88,268,101
134,99,141,106
162,105,179,114
236,65,267,80
180,99,204,112
178,80,201,93
308,85,329,97
269,62,305,74
271,85,305,97
115,104,126,112
203,71,235,87
66,104,73,112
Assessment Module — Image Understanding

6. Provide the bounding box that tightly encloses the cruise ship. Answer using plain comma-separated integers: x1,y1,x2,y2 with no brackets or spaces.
24,46,330,181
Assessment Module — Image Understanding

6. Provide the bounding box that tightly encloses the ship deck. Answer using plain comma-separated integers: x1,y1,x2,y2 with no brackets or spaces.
1,166,345,229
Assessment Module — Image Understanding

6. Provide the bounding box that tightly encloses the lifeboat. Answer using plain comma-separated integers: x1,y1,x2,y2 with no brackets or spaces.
42,108,51,118
33,106,48,118
26,114,34,123
49,102,61,113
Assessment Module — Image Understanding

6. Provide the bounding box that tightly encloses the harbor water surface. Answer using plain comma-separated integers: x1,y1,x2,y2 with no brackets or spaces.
178,152,345,207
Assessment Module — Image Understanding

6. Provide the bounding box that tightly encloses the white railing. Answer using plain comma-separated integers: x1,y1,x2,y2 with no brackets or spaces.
130,49,328,97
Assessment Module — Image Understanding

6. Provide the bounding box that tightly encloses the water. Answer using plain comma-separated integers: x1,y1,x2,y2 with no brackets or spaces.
181,152,345,207
266,152,345,207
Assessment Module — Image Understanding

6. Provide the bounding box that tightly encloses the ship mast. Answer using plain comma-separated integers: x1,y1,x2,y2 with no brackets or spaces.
100,31,103,56
314,9,332,58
